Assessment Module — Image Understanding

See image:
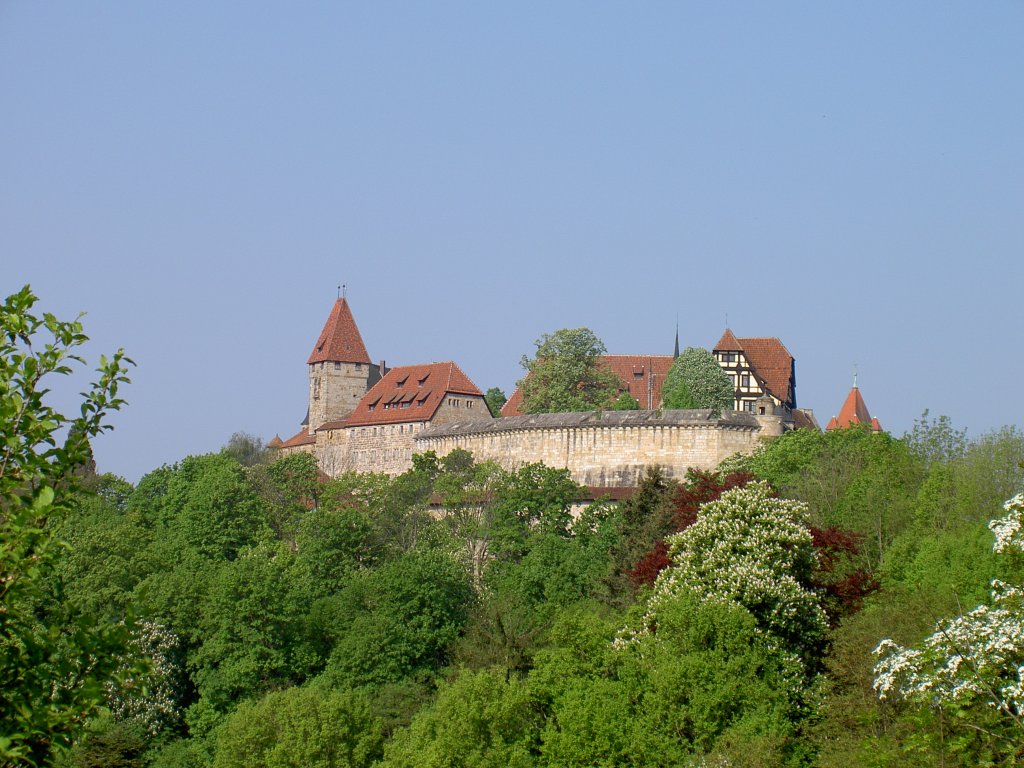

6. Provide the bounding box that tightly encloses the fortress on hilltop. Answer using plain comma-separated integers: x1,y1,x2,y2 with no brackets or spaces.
274,297,823,488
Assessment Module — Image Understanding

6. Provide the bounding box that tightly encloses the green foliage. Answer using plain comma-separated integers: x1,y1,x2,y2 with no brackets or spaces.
189,543,319,722
531,597,802,767
605,467,675,602
484,387,507,417
518,328,620,414
57,490,153,621
160,453,272,561
221,431,269,467
318,549,472,688
212,685,384,768
609,391,640,410
661,346,733,411
749,426,922,572
68,717,148,768
248,451,320,546
632,482,827,677
0,285,134,766
380,669,540,768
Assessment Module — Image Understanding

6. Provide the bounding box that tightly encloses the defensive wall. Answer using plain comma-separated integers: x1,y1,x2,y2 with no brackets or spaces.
415,409,785,487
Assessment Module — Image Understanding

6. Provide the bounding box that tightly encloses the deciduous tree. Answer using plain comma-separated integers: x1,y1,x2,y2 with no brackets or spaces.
661,346,733,411
518,328,620,414
0,285,133,765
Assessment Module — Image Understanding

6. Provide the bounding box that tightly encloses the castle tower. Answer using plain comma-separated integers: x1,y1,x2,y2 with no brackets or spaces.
825,378,882,432
306,297,381,432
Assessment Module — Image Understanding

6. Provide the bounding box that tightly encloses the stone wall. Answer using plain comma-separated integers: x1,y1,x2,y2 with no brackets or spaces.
416,410,768,486
307,360,381,431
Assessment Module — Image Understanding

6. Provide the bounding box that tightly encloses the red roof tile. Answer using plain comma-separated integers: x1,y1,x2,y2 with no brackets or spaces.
325,361,486,428
713,328,743,352
501,355,675,416
735,337,794,406
279,427,316,448
307,298,372,365
267,435,284,448
825,386,881,432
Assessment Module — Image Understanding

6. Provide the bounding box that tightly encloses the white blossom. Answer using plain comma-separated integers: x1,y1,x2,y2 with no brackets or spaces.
105,620,184,735
873,493,1024,726
620,481,827,703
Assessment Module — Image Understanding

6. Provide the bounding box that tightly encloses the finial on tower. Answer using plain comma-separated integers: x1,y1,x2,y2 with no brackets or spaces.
853,362,858,389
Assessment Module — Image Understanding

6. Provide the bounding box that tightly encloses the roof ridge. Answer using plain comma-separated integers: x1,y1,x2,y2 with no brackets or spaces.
307,297,372,365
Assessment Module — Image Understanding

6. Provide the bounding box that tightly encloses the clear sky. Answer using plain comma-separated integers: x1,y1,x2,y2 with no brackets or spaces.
2,3,1022,482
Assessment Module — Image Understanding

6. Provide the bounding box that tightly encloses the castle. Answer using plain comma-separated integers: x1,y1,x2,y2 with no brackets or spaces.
275,297,820,488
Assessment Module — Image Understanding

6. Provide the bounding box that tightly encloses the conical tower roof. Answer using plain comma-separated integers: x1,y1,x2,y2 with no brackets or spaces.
825,386,880,431
307,298,372,365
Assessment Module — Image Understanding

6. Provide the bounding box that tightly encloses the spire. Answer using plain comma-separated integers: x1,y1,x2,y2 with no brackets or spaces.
673,317,680,358
825,382,881,432
307,296,372,365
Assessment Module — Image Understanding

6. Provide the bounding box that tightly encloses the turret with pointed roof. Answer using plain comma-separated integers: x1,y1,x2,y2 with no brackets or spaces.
304,296,381,434
826,383,882,432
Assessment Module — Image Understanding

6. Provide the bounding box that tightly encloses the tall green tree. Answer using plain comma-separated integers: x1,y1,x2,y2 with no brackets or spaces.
661,346,733,411
483,387,507,417
0,285,133,766
518,328,620,414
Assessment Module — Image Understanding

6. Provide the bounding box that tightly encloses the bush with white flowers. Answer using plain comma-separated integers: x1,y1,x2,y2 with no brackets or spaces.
873,493,1024,728
624,482,827,678
106,620,184,735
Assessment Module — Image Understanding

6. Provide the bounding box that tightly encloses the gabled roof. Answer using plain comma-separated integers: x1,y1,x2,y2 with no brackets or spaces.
713,328,743,352
736,337,794,405
825,386,881,432
714,330,795,407
326,361,486,428
500,355,675,416
307,298,372,365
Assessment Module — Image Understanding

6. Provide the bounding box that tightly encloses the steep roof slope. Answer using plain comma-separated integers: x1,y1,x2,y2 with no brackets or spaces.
826,386,881,431
323,361,486,428
307,298,372,365
713,331,795,407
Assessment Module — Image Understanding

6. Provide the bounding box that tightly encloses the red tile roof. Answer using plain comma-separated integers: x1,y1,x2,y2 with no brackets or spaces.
826,386,881,432
324,361,485,428
307,298,372,365
501,355,674,416
714,328,743,351
267,435,284,448
736,337,794,406
714,331,795,406
279,427,316,448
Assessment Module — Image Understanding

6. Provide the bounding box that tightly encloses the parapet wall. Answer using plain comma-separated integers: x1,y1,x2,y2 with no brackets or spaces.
416,410,767,486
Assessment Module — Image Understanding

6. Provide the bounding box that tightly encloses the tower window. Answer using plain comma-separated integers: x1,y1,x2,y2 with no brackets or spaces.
334,362,341,370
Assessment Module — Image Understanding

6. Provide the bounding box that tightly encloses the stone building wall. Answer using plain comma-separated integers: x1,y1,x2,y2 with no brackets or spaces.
416,410,768,487
307,360,381,432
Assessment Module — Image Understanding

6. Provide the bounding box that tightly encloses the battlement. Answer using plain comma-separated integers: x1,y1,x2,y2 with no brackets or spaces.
416,409,771,487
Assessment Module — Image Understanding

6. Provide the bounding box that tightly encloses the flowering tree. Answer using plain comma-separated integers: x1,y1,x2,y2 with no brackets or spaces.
623,482,828,697
873,493,1024,738
661,346,734,411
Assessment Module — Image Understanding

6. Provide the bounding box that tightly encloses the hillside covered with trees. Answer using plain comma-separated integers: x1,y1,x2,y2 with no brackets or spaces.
4,289,1024,767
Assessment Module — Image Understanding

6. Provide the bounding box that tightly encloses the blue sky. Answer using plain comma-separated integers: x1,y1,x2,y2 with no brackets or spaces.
2,3,1022,481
